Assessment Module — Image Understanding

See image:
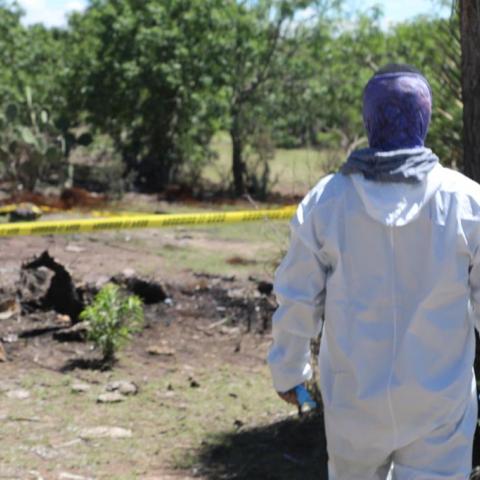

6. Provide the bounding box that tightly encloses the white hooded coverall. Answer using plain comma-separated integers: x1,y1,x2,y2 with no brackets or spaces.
268,164,480,479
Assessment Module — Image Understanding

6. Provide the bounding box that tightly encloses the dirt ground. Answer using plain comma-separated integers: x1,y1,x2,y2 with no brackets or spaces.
0,208,328,480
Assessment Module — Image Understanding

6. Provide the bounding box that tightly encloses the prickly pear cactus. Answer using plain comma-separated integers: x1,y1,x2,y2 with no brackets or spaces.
0,87,92,191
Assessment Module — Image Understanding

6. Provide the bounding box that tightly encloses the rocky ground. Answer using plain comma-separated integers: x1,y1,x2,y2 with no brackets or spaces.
0,217,327,480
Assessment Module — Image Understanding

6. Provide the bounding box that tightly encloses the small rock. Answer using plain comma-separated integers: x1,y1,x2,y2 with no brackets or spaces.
233,419,244,429
105,380,138,396
2,333,18,343
79,426,132,439
219,326,240,335
97,392,124,403
65,244,85,253
56,314,71,325
147,345,176,357
0,298,19,320
59,473,93,480
28,470,45,480
227,288,247,299
189,377,200,388
122,268,136,278
71,383,91,394
7,389,30,400
31,445,58,460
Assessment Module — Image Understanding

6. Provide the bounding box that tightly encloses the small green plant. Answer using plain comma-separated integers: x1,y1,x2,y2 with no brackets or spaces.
80,283,144,363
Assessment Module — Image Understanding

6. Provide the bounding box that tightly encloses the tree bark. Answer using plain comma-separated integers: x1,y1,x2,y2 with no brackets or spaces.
230,112,245,196
460,0,480,181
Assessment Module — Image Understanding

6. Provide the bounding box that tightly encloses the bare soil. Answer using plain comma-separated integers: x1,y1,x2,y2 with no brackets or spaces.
0,219,327,480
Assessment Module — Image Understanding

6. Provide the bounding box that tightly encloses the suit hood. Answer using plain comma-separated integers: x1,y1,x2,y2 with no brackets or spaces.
349,163,444,227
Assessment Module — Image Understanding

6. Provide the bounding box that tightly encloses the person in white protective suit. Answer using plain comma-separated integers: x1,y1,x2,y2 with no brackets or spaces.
268,63,480,479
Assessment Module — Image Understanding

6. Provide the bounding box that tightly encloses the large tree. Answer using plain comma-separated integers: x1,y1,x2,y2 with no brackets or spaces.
223,0,338,196
460,0,480,181
66,0,232,191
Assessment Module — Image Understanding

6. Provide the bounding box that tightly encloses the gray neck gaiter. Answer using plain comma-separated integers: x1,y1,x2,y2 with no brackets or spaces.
341,147,438,183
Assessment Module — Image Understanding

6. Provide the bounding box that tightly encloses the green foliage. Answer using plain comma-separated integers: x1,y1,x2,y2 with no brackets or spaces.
0,87,65,190
220,0,338,195
80,283,144,363
271,10,462,169
0,84,95,191
65,0,233,191
0,3,92,191
0,0,464,196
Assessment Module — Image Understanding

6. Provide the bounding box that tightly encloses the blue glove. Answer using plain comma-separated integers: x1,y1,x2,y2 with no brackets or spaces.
294,384,317,409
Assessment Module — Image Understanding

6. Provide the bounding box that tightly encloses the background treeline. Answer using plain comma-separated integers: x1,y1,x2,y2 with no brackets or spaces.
0,0,460,198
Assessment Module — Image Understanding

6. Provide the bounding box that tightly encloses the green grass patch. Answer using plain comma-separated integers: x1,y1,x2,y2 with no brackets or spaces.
0,361,295,478
206,132,339,196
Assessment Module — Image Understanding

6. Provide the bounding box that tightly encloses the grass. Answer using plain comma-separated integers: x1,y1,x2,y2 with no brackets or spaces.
156,221,289,278
205,132,340,197
101,218,290,279
0,359,296,479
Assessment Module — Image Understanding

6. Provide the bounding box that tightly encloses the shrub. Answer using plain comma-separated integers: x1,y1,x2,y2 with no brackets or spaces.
80,283,144,363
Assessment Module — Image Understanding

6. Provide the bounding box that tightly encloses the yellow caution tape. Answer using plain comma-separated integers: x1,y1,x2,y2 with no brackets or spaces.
0,207,297,237
0,203,59,215
90,210,154,217
0,205,17,214
0,204,148,217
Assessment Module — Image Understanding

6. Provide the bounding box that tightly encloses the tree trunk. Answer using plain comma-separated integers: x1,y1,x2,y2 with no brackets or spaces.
230,112,245,196
460,0,480,181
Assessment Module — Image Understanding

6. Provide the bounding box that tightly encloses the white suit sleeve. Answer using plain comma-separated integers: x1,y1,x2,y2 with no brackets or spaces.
469,242,480,333
268,207,328,393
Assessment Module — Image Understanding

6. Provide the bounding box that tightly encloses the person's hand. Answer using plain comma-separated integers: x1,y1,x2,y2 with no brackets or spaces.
277,388,299,406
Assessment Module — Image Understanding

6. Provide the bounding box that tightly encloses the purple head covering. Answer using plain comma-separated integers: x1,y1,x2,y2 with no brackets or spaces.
363,64,432,151
341,65,438,183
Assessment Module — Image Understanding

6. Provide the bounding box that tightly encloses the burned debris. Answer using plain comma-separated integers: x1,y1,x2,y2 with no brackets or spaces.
20,251,84,321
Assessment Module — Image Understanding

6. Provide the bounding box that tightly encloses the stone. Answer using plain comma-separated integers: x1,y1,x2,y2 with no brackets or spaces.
105,380,138,396
55,314,71,325
31,445,58,460
65,244,86,253
219,326,240,335
189,377,200,388
2,333,18,343
59,472,94,480
71,383,91,394
97,392,124,403
147,345,176,357
6,389,30,400
0,297,19,320
122,268,136,278
79,426,132,439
